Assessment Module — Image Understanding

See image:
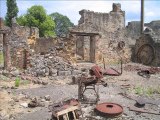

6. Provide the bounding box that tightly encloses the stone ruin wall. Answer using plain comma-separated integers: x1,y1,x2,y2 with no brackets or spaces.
134,21,160,66
9,22,39,69
0,18,40,69
72,3,132,65
0,19,80,77
125,20,160,66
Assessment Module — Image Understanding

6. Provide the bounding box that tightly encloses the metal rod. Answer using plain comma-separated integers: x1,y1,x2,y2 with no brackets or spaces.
141,0,144,34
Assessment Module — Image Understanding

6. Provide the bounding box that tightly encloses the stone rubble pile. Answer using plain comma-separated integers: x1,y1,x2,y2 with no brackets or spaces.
27,50,81,77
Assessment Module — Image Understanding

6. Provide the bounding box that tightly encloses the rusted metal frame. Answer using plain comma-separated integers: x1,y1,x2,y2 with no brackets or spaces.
78,78,100,103
103,58,123,76
82,83,99,99
78,66,104,103
112,60,123,75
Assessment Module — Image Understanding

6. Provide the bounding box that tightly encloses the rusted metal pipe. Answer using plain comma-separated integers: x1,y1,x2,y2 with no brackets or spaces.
141,0,144,34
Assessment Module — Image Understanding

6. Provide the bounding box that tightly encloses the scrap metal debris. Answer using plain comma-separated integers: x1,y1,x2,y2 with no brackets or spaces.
49,98,80,120
137,70,150,78
124,64,160,74
128,106,160,115
137,67,160,78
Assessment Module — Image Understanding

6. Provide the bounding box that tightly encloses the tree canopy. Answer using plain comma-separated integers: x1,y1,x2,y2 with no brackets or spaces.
5,0,19,27
17,5,55,37
50,12,74,37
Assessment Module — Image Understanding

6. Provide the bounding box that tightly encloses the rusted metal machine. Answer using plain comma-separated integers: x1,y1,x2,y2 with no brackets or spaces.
78,65,107,103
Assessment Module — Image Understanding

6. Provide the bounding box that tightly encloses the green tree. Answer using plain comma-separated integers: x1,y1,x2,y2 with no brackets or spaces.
5,0,19,27
50,12,74,37
17,5,55,37
16,15,27,26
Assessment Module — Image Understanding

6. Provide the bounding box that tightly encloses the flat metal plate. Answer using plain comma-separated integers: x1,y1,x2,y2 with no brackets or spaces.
95,102,123,117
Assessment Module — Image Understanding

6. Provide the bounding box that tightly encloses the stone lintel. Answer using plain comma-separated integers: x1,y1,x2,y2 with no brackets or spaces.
70,31,100,36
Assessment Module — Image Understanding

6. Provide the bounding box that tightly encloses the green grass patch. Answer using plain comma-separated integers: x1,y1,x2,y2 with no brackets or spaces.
15,77,31,87
15,77,21,87
134,86,144,95
133,85,160,97
0,51,4,65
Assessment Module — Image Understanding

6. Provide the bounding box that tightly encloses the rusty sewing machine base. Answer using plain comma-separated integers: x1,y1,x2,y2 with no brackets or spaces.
78,76,100,104
78,65,106,104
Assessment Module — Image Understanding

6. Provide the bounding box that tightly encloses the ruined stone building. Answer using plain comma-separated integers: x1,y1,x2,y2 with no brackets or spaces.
71,3,160,66
71,3,130,64
0,3,160,77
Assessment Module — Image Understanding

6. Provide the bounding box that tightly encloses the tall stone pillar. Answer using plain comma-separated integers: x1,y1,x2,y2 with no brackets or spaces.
91,35,102,63
90,35,100,63
3,32,11,70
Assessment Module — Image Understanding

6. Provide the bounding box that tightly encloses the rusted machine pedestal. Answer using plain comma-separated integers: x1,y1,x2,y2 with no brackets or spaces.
78,76,100,104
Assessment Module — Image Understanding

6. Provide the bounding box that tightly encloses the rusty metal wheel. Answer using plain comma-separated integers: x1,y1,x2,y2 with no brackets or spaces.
95,102,123,118
137,44,155,65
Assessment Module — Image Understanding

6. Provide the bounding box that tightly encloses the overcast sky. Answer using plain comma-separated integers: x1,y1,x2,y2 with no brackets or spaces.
0,0,160,25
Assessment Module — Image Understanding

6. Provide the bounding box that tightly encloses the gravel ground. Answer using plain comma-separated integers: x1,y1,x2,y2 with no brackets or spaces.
1,63,160,120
